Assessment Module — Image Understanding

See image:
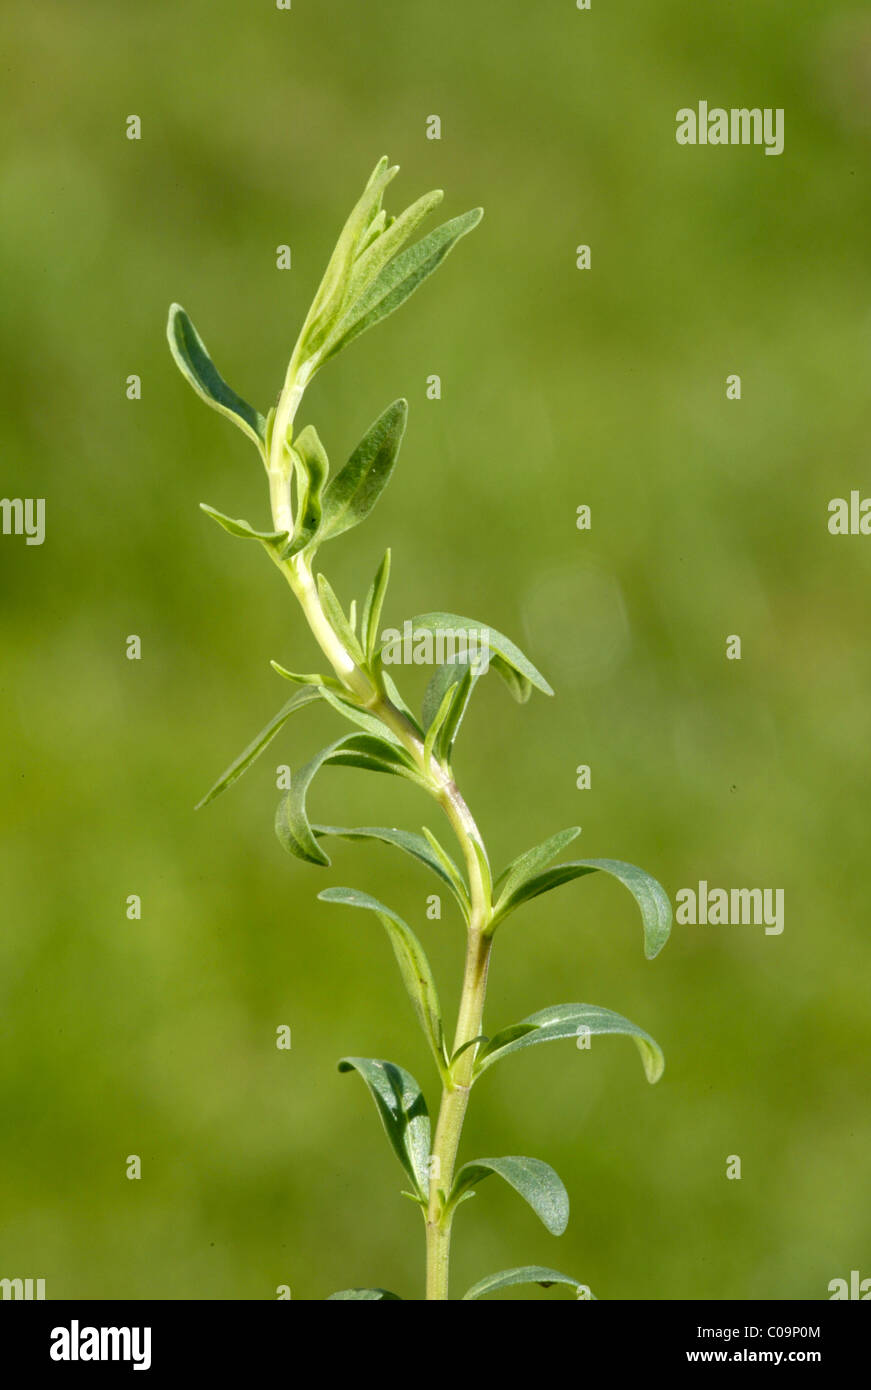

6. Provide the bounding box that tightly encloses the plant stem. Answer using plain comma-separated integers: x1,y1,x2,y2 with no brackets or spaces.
273,539,495,1301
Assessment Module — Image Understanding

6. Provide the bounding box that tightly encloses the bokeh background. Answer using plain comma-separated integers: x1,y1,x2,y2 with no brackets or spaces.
1,0,870,1300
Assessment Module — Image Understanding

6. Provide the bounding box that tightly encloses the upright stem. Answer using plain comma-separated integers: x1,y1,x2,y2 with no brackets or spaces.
271,492,495,1301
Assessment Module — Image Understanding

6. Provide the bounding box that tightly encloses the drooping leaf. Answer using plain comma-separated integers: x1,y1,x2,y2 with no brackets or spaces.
493,827,582,902
400,613,553,702
312,824,468,911
450,1156,569,1236
274,734,421,866
326,1288,402,1301
490,857,672,959
463,1267,594,1301
319,399,408,542
200,504,286,544
473,1003,664,1085
319,887,446,1069
195,688,320,810
337,1056,431,1197
167,304,267,448
284,423,328,555
361,549,391,661
323,209,484,362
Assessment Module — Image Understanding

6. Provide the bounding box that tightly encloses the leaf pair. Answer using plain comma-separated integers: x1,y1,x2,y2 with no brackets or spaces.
491,827,673,959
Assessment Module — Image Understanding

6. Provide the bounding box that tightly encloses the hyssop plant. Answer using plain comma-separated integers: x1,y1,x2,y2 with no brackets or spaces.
167,156,672,1301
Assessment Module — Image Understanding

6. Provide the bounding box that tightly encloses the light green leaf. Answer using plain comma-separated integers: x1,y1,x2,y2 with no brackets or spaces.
200,504,287,544
361,549,391,661
337,1056,431,1197
422,680,457,770
274,734,421,865
318,687,402,744
167,304,266,447
493,827,582,903
326,1288,402,1301
312,824,468,911
473,1003,664,1085
319,887,446,1069
316,573,366,665
319,399,408,542
450,1156,569,1236
490,857,672,959
195,688,320,810
421,827,471,915
346,188,444,306
380,671,424,736
463,1267,594,1301
403,612,553,701
270,661,344,692
323,209,484,362
284,424,328,555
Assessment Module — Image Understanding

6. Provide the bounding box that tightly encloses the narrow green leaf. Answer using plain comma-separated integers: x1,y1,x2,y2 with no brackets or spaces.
319,887,446,1068
463,1267,594,1301
195,689,320,810
421,827,470,914
450,1156,569,1236
319,399,408,542
270,661,344,693
312,824,467,910
167,304,266,447
326,1288,402,1301
401,612,553,701
316,573,366,665
318,687,402,744
473,1003,665,1085
324,209,484,361
337,1056,431,1197
274,734,420,866
490,857,672,959
284,423,328,556
434,664,478,763
493,827,582,903
361,549,391,661
346,188,444,304
380,671,424,736
200,503,287,544
423,680,457,770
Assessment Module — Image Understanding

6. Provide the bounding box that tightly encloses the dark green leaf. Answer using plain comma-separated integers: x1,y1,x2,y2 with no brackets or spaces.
319,887,445,1068
326,1288,402,1301
473,1003,665,1085
337,1056,431,1197
463,1267,594,1301
324,209,484,361
491,857,672,959
450,1156,569,1235
312,824,467,910
196,689,320,810
274,734,420,865
167,304,266,447
319,399,408,541
200,504,287,544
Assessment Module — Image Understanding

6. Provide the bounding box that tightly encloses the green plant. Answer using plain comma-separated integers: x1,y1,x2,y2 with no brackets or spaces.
167,156,672,1301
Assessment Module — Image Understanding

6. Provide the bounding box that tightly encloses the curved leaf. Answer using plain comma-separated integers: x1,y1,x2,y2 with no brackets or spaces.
473,1003,665,1085
319,399,408,541
167,305,266,447
196,688,320,810
463,1266,595,1301
337,1057,431,1197
491,857,672,959
326,1288,402,1301
274,734,421,865
312,824,468,913
285,423,328,555
319,887,446,1069
404,613,553,701
200,503,286,544
450,1156,569,1235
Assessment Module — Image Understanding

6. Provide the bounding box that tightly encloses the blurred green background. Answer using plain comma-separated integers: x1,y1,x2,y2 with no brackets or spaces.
2,0,870,1301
